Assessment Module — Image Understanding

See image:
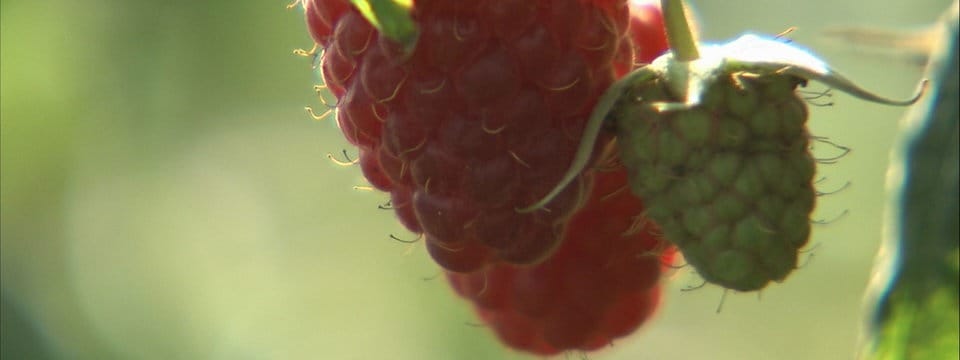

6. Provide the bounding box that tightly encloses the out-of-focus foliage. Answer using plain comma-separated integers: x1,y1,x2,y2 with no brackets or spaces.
863,2,960,359
0,0,949,359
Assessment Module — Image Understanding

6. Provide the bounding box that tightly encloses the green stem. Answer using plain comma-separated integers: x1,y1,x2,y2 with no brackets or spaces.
661,0,699,61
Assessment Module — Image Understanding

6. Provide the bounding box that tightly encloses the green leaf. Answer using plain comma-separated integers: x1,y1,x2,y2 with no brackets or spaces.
350,0,417,52
862,3,960,360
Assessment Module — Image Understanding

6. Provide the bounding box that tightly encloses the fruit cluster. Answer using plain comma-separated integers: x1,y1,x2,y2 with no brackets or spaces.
302,0,927,355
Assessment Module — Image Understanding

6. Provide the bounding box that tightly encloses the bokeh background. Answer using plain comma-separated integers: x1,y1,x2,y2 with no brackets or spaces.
0,0,950,359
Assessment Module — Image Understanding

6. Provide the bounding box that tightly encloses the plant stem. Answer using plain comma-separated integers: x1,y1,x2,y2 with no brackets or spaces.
661,0,699,61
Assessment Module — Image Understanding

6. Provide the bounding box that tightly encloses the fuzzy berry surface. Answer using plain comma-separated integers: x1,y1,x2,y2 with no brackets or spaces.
447,164,675,355
306,0,673,355
445,3,675,355
305,0,641,272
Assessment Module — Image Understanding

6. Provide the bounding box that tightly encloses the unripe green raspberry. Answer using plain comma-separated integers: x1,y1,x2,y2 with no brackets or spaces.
611,67,814,291
519,31,925,292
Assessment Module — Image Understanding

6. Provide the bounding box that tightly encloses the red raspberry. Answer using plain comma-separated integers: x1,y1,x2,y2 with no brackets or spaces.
625,1,669,63
306,0,640,272
447,166,675,355
303,1,677,355
302,0,350,47
443,5,675,354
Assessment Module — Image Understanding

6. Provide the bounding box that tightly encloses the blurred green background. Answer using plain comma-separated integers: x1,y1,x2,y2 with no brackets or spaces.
0,0,949,359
